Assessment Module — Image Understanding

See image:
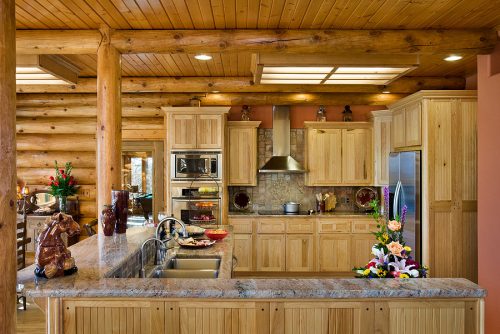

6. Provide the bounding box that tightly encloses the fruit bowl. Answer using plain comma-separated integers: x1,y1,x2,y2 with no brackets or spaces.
204,229,229,241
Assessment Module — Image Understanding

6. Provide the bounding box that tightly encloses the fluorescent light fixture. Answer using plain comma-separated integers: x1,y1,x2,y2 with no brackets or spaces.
260,79,323,84
335,67,410,74
261,73,327,80
263,66,333,74
194,54,212,60
325,79,390,85
444,55,463,62
16,55,79,85
252,54,418,85
329,73,397,80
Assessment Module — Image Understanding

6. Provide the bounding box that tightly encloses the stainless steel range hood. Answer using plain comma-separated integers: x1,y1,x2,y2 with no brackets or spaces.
259,106,306,173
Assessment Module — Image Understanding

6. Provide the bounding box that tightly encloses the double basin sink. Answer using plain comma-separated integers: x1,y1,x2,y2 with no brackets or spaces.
149,254,221,279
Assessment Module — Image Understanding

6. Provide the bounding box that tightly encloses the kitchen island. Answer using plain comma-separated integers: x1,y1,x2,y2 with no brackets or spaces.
18,226,485,334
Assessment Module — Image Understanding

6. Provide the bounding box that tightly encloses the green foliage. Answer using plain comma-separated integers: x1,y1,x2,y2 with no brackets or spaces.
48,161,78,197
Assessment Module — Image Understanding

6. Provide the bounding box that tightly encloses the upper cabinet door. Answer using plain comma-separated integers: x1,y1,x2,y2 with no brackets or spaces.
197,114,222,149
342,128,372,184
228,126,258,186
404,102,422,147
306,128,342,186
392,108,406,148
169,114,197,149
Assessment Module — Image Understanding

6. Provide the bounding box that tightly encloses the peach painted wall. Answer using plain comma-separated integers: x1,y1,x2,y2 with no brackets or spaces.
478,43,500,334
228,105,386,128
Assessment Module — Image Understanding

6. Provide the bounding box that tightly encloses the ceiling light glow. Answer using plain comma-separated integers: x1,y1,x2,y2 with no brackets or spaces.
261,73,327,80
194,54,212,61
335,67,409,74
263,66,333,74
444,55,463,62
260,79,323,84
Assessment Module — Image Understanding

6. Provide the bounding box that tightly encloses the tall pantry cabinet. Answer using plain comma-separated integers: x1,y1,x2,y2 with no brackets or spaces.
388,90,478,282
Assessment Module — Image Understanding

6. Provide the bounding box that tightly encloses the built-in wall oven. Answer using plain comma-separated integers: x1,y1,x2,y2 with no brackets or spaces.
170,151,222,181
171,185,221,226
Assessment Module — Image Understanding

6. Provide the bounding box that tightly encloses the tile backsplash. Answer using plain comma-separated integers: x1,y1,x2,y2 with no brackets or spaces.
229,129,380,212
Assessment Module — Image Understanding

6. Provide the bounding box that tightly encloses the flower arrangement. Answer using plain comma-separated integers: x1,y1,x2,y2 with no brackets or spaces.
353,186,428,278
48,161,77,197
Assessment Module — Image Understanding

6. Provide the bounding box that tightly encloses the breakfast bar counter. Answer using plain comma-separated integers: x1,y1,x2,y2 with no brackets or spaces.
17,226,486,334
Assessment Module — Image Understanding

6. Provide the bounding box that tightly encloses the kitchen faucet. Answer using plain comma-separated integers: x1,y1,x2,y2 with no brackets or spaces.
155,216,188,240
139,237,167,278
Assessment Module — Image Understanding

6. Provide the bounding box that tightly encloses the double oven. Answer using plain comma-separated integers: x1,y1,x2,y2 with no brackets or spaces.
170,151,222,226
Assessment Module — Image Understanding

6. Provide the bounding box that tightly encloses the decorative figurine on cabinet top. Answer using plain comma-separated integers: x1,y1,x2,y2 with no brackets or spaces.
241,105,251,121
316,105,327,122
34,212,80,279
342,105,353,122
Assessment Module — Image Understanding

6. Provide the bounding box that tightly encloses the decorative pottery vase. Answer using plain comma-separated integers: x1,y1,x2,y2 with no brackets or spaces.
58,196,68,213
100,205,116,237
112,190,129,234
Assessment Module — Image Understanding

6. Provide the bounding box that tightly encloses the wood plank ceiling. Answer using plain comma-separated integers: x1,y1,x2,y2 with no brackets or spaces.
14,0,500,81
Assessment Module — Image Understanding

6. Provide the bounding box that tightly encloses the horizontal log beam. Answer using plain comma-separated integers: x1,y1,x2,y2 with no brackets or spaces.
17,134,96,151
24,184,96,201
16,151,96,168
15,29,496,55
17,167,96,185
16,76,465,94
16,117,163,134
16,30,102,54
16,106,163,117
16,92,405,106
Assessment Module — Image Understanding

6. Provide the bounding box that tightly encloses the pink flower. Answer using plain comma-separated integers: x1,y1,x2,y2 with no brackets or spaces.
387,220,401,231
62,174,67,179
387,241,404,257
49,176,54,181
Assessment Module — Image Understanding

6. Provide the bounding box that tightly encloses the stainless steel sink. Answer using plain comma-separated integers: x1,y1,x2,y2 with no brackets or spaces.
148,255,221,278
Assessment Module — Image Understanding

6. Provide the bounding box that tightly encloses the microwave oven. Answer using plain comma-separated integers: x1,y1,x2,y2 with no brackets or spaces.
170,152,222,180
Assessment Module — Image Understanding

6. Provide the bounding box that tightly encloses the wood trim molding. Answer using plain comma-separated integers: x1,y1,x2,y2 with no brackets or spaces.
388,90,478,109
303,121,373,129
15,76,466,94
227,121,262,128
15,29,497,55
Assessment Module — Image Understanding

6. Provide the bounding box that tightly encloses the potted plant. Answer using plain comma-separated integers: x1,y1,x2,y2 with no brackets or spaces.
48,161,77,213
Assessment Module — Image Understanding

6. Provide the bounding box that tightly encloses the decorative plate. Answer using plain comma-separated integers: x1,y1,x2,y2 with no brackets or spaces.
355,187,378,210
233,191,251,210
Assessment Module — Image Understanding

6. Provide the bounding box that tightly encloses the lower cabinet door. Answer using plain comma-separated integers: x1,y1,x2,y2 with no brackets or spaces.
318,235,351,272
351,234,377,269
286,235,314,272
233,233,253,272
256,234,286,272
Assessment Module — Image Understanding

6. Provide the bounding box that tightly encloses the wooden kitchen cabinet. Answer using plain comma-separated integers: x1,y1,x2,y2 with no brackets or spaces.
351,234,377,269
228,121,261,186
197,114,223,149
391,101,421,149
304,122,373,186
233,233,254,272
169,114,197,149
167,112,224,149
305,128,342,185
318,235,351,272
255,234,286,272
342,128,372,184
371,110,392,186
286,235,315,271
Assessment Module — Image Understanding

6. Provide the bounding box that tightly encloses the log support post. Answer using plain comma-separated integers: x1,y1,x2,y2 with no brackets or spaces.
0,0,17,332
97,27,122,229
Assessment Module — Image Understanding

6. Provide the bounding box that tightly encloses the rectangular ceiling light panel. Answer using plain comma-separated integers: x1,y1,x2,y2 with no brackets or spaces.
260,79,323,84
263,66,334,74
335,67,411,74
261,73,327,80
16,55,79,85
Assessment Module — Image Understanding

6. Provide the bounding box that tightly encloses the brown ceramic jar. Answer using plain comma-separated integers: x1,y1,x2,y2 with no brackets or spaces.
101,205,116,236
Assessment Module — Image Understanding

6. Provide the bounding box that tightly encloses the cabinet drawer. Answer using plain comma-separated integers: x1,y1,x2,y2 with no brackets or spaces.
229,218,253,234
351,220,378,233
318,219,351,233
286,219,314,234
257,219,286,234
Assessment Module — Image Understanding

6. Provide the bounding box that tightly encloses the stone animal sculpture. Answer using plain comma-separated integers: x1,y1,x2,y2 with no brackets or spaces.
35,212,80,278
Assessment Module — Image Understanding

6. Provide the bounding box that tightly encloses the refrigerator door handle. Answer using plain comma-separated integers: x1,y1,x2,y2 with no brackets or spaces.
393,180,402,218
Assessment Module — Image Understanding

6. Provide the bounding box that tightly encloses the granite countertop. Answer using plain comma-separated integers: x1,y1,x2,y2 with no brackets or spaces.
18,226,486,300
228,211,373,218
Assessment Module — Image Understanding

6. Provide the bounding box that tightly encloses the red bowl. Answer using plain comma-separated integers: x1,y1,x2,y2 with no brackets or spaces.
204,229,229,241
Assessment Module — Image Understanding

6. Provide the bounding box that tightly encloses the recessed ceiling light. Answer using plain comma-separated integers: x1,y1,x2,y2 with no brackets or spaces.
382,91,391,94
194,54,212,61
444,55,463,62
211,90,220,93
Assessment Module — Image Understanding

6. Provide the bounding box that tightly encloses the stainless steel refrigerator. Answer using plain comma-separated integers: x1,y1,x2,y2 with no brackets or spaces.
389,151,421,262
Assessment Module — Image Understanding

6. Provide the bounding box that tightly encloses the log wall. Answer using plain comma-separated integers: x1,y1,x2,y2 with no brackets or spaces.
15,93,165,237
